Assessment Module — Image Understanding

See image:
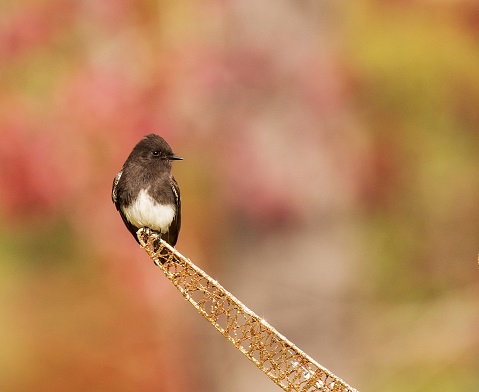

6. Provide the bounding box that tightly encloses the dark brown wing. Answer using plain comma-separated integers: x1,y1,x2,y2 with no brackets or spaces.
112,170,142,244
112,170,122,205
163,176,181,246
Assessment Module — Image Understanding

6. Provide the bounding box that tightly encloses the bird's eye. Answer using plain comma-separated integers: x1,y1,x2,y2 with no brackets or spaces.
152,151,160,157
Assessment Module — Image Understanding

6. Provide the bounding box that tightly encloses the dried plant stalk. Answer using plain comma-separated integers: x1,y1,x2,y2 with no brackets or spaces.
137,228,358,392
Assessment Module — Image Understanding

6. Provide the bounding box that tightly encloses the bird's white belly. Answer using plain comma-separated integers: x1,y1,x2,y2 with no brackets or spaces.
122,189,175,233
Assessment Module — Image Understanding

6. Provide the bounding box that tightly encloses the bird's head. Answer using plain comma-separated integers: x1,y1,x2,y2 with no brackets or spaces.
131,134,183,167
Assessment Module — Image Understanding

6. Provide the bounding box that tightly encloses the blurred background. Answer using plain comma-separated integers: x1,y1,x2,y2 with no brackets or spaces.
1,1,478,391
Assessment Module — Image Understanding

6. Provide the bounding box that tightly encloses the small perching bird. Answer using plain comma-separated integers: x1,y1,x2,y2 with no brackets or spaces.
112,134,182,246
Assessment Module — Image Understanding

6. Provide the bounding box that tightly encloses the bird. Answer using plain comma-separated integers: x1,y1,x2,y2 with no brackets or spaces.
112,134,182,247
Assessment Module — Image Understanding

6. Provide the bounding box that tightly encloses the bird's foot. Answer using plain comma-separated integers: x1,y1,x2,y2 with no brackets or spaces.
143,227,165,265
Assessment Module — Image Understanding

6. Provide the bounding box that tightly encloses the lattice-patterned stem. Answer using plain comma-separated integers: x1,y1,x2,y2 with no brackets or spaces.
137,228,358,392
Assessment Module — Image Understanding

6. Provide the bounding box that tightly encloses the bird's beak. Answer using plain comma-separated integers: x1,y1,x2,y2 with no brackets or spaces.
169,155,183,161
